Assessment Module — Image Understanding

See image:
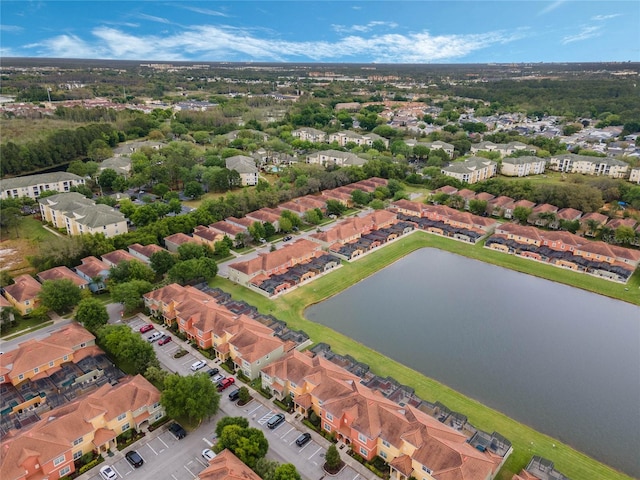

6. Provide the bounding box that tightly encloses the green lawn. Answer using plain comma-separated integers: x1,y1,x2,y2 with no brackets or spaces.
209,231,636,480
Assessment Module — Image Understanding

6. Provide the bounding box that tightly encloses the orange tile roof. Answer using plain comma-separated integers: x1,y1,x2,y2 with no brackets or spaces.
579,212,608,226
164,232,196,246
556,208,582,221
198,449,262,480
246,209,280,224
228,239,320,276
209,221,245,237
144,283,212,307
128,243,166,258
37,266,89,288
532,203,558,214
606,217,637,230
193,225,223,242
75,256,110,279
101,249,137,266
3,274,42,302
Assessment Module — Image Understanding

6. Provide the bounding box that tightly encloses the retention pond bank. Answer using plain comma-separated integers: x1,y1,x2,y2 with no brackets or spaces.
305,248,640,477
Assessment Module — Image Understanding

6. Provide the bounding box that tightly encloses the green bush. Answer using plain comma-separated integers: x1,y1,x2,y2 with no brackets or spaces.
148,415,170,432
78,457,103,475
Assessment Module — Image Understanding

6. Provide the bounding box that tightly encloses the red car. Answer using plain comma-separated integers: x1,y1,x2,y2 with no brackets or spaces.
139,324,154,333
158,335,172,346
217,377,235,391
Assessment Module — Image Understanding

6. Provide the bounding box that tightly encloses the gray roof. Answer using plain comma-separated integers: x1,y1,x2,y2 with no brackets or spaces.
310,150,367,165
100,156,131,173
0,172,83,191
39,192,126,228
226,155,258,174
442,156,496,174
502,156,546,165
554,153,628,166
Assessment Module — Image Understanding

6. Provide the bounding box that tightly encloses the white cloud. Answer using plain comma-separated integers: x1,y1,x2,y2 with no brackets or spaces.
332,21,398,34
562,25,601,44
591,14,621,21
0,25,23,32
538,1,566,16
180,6,229,17
15,24,526,63
137,13,171,24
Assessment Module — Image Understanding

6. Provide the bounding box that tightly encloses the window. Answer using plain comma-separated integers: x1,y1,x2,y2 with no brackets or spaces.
324,423,332,432
325,412,333,421
382,439,390,448
422,466,432,474
359,447,367,456
59,466,71,477
290,382,297,388
63,355,69,361
122,423,130,432
54,455,65,466
49,361,55,367
18,374,24,380
153,402,160,409
73,436,83,446
380,451,387,459
117,413,127,421
73,450,83,460
358,433,367,443
34,367,39,373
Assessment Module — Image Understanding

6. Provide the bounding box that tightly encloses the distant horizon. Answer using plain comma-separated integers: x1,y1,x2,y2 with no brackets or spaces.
1,1,638,63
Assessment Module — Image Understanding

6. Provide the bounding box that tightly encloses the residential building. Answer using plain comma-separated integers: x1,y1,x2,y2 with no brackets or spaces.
0,323,96,386
548,153,629,178
2,274,42,315
74,256,110,292
512,456,571,480
579,212,609,236
228,239,323,286
503,199,536,220
528,204,559,227
441,157,497,184
551,208,583,229
487,196,515,217
629,167,640,184
198,449,262,480
163,232,197,253
143,283,212,324
0,296,15,327
309,210,397,248
307,149,367,167
0,172,85,200
37,266,89,289
501,156,547,177
262,350,509,480
99,156,132,177
209,221,245,241
225,155,259,186
193,225,224,250
292,127,327,143
0,375,163,480
471,141,533,157
128,243,166,264
101,249,137,268
246,209,281,231
39,192,128,238
425,140,454,156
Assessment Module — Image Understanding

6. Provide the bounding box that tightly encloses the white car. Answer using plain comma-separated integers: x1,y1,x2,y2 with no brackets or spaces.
147,331,163,343
202,449,216,461
211,373,225,383
190,360,207,371
100,465,118,480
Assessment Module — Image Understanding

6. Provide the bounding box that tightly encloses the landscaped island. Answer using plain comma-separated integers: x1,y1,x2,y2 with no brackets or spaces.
210,231,638,480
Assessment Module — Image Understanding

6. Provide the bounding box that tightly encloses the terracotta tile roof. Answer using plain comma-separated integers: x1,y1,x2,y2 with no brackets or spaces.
513,199,536,209
389,454,413,476
556,208,582,221
532,203,558,214
606,217,637,230
455,189,475,200
322,190,351,202
391,199,423,215
144,283,212,307
37,266,89,288
488,196,514,208
101,249,137,266
198,449,262,480
296,195,327,210
494,223,544,242
246,209,280,224
474,192,495,202
75,256,110,279
228,239,320,276
279,201,308,214
433,186,459,195
541,231,582,247
228,317,284,363
3,274,42,302
209,221,245,237
226,216,254,228
579,212,608,225
193,225,223,243
0,295,11,308
261,350,360,388
164,232,196,246
128,243,166,259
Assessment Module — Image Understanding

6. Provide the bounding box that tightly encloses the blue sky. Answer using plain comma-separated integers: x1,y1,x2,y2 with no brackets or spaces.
1,1,638,63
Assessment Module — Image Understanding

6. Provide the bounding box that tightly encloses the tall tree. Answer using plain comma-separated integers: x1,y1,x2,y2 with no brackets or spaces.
38,279,82,314
161,373,220,425
75,297,109,333
99,324,158,374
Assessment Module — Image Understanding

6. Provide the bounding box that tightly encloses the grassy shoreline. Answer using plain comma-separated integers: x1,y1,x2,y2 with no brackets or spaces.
211,231,636,480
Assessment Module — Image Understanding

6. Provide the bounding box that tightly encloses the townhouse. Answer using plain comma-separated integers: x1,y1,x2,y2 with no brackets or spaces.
500,156,546,177
329,131,389,149
74,256,110,292
486,223,640,282
471,141,533,158
551,208,583,229
163,232,198,253
579,212,609,236
291,127,327,143
198,449,263,480
527,204,559,227
441,157,497,184
128,243,167,264
503,199,536,220
0,323,96,386
39,192,128,238
548,153,629,178
0,375,162,480
193,225,225,250
487,196,515,217
309,210,400,249
307,149,367,167
37,266,89,290
0,172,85,200
512,456,570,480
261,350,509,480
209,220,246,242
629,167,640,184
2,274,42,315
143,283,212,325
225,155,259,186
227,239,323,286
101,249,138,268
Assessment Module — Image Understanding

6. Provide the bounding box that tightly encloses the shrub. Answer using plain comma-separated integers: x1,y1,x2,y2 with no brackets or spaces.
78,457,102,475
148,415,170,432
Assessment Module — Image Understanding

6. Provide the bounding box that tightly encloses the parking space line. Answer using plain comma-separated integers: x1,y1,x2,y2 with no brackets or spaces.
196,457,208,467
203,437,213,447
171,475,179,480
113,465,123,478
353,475,360,480
137,451,146,462
184,464,197,478
298,441,310,450
158,436,169,449
147,442,158,455
248,404,262,415
308,447,322,459
280,426,294,439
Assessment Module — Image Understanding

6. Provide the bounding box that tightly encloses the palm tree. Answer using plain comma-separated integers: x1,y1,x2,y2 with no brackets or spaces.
585,219,600,237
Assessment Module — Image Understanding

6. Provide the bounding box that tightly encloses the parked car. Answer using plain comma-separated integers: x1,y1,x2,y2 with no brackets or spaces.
295,432,312,446
259,238,267,244
228,388,240,401
217,377,235,391
125,450,144,468
202,449,216,461
283,235,293,241
99,465,118,480
267,413,285,429
157,335,172,346
190,360,206,371
211,373,225,383
168,422,187,439
139,324,154,333
147,332,163,342
206,368,220,377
